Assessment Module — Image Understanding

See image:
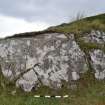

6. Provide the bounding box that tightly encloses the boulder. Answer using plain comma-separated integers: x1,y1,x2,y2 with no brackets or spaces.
0,33,88,91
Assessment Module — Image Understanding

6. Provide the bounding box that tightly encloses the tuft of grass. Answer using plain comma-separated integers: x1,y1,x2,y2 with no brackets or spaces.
77,39,104,51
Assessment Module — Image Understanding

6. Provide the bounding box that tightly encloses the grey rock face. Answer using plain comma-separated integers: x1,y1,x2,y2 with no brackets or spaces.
82,30,105,44
90,49,105,80
0,33,88,92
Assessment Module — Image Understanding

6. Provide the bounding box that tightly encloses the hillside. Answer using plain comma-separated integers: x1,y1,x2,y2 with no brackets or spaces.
49,13,105,34
0,13,105,105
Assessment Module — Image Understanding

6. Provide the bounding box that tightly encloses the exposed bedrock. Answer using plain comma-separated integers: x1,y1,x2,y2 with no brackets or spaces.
1,30,105,92
0,33,88,92
82,30,105,44
90,49,105,80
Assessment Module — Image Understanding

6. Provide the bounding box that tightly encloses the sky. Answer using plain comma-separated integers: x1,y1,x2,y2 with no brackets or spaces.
0,0,105,38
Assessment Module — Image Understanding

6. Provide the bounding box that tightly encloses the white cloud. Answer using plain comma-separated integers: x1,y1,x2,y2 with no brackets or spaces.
0,15,49,38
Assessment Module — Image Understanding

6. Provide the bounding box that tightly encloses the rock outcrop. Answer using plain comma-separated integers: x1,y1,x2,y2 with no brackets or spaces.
0,30,105,92
90,49,105,80
82,30,105,44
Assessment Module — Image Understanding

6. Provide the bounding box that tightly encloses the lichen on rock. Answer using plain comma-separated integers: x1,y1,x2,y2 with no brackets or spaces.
82,30,105,44
90,49,105,80
0,33,88,92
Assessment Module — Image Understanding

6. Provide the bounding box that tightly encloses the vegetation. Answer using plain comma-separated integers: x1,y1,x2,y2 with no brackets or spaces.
49,13,105,34
1,70,105,105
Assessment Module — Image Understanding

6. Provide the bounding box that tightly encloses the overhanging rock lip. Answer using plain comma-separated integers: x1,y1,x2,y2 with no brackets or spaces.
5,30,65,39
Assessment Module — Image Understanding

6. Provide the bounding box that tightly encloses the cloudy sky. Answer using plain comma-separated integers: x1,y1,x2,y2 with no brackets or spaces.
0,0,105,38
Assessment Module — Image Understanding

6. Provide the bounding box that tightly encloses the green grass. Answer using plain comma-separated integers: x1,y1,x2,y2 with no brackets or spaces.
0,82,105,105
76,38,105,52
1,71,105,105
49,13,105,34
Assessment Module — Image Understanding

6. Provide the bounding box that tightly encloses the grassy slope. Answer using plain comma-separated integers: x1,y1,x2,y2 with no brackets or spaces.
1,13,105,105
49,13,105,34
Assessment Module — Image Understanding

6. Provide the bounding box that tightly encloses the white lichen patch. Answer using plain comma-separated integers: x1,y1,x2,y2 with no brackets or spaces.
72,72,80,80
90,49,105,80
